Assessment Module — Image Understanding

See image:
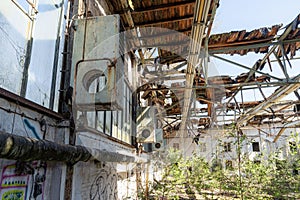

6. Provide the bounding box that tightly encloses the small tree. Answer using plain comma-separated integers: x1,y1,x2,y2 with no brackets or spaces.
143,131,300,200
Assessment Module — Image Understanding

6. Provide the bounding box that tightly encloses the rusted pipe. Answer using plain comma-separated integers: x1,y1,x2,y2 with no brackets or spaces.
0,131,135,163
0,131,91,163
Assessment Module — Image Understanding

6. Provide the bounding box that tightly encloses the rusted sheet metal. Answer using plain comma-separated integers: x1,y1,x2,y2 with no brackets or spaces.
235,72,255,83
208,25,282,55
193,73,271,104
127,0,195,28
277,15,300,58
207,75,234,85
110,0,211,64
277,29,300,58
198,117,210,127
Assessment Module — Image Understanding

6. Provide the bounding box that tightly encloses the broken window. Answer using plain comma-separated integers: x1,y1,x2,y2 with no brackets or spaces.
292,163,299,175
0,0,65,110
223,142,231,152
199,142,206,152
253,160,261,165
96,111,104,133
122,83,132,143
289,142,297,153
105,111,112,136
225,160,233,170
252,142,260,152
173,143,179,151
0,1,30,94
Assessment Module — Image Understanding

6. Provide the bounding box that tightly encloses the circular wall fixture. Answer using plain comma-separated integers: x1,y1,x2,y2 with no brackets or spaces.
82,69,107,93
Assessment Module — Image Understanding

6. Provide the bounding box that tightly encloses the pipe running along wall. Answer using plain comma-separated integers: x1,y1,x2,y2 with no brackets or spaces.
0,131,135,164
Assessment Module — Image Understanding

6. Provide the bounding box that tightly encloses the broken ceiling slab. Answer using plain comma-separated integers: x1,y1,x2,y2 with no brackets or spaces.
208,25,282,55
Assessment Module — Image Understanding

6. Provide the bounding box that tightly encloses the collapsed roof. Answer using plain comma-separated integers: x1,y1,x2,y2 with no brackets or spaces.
97,0,300,139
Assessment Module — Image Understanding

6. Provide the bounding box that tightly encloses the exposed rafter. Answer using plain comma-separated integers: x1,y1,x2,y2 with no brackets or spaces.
133,15,194,27
135,40,189,49
137,28,192,40
117,0,195,14
209,38,300,54
119,0,145,63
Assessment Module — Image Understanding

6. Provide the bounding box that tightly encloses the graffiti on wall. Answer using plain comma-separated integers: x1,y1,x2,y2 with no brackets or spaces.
89,165,119,200
0,161,46,200
23,119,42,140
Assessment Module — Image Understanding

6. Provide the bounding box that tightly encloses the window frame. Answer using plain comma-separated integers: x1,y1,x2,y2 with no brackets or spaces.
223,142,231,152
252,142,260,152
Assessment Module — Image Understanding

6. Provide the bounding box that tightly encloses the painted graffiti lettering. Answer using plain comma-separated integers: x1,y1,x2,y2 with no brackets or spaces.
23,119,41,140
90,168,118,200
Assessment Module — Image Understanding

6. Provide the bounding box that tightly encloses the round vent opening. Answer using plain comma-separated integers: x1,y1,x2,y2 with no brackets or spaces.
154,143,161,149
141,129,151,138
82,69,107,93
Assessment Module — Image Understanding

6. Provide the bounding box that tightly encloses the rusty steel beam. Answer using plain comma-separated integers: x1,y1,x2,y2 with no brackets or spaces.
136,39,189,48
237,75,300,126
180,0,219,135
273,120,300,142
211,54,282,81
243,14,300,87
0,131,135,163
213,15,300,113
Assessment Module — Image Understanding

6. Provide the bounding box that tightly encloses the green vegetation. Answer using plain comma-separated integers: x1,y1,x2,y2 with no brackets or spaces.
139,132,300,200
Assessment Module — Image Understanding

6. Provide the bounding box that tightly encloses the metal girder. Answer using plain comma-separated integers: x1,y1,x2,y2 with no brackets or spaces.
212,54,282,81
208,38,300,55
237,74,300,126
180,0,219,135
147,61,187,82
273,120,300,142
213,15,300,111
119,0,145,62
243,14,300,86
136,39,189,48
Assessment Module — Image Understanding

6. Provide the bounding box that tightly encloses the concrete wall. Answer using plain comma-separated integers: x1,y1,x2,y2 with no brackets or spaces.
166,125,300,168
72,131,142,200
0,97,69,199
